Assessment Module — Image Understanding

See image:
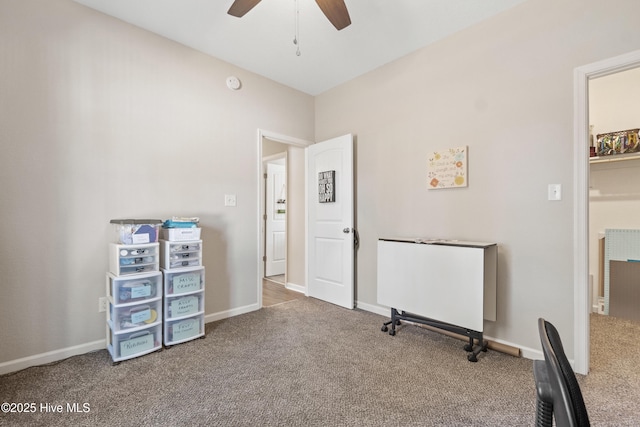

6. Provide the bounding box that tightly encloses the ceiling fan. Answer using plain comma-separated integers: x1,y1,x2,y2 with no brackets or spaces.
227,0,351,31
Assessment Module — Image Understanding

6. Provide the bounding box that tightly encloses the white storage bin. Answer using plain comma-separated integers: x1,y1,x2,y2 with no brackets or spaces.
107,324,162,362
109,242,159,276
164,315,204,345
159,240,202,270
111,219,162,245
163,266,205,296
108,298,162,332
165,293,204,320
162,227,201,242
106,272,161,305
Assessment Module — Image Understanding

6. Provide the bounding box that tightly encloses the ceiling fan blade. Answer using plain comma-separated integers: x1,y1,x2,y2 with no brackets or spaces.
315,0,351,31
227,0,262,18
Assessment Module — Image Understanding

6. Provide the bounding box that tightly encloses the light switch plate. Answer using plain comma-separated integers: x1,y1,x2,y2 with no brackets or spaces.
225,194,237,207
548,184,562,201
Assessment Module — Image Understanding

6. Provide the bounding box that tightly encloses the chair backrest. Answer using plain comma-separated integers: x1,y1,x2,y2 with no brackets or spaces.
538,318,590,427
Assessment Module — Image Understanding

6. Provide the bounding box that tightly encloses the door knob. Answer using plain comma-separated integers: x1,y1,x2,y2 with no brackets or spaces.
343,228,351,233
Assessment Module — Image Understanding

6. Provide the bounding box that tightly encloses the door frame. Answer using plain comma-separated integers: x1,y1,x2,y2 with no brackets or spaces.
573,49,640,375
256,129,312,308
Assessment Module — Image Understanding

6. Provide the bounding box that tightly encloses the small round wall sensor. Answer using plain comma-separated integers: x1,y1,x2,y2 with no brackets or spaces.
226,76,241,90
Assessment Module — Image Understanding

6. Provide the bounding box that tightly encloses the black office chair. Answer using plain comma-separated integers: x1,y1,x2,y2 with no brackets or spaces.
533,318,590,427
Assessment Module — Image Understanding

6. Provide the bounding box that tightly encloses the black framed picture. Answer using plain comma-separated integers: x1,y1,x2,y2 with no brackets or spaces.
318,170,335,203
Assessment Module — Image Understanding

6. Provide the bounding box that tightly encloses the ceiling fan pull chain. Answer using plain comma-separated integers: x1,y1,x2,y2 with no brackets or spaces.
293,0,301,56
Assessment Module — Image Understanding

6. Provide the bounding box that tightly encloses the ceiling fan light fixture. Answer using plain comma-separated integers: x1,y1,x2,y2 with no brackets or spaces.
294,0,301,56
227,0,262,17
227,0,351,31
315,0,351,30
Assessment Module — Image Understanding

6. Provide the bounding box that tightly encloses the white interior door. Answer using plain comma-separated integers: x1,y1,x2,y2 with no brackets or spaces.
265,161,286,277
306,134,354,309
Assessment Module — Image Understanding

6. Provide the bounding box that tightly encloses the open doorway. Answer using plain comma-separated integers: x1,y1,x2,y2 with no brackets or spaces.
257,130,312,308
588,67,640,310
263,152,287,284
587,66,640,367
574,49,640,375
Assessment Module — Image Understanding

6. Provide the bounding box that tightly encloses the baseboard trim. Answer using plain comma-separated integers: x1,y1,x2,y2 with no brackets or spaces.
519,345,543,361
517,345,576,371
356,300,389,317
285,281,305,294
204,303,260,323
0,339,106,376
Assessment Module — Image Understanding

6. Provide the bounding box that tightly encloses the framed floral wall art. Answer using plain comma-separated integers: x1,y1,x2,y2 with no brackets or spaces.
427,146,468,189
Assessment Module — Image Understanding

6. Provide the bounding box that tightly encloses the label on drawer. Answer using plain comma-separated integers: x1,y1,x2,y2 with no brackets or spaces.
172,318,200,342
130,284,152,299
130,307,151,324
172,273,200,294
120,332,154,358
170,296,199,317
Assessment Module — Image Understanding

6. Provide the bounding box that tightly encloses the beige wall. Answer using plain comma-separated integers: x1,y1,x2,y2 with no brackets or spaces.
0,0,314,367
315,0,640,358
285,146,307,288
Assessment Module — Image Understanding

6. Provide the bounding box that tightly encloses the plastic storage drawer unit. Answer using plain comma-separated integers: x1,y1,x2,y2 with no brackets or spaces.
165,294,204,321
164,315,204,346
106,271,161,305
108,298,162,332
107,324,162,362
159,240,202,270
163,266,205,296
109,242,159,276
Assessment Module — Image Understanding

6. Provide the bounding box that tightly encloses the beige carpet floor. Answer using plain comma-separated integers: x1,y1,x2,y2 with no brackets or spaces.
0,298,638,426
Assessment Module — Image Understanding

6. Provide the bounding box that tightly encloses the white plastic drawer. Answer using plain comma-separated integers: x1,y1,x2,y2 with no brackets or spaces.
165,293,204,320
164,315,204,345
108,298,162,332
107,324,162,362
168,259,201,269
163,266,205,296
106,272,162,305
109,242,159,276
159,240,202,269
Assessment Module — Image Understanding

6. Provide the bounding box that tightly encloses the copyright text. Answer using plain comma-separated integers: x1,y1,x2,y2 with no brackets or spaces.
1,402,91,414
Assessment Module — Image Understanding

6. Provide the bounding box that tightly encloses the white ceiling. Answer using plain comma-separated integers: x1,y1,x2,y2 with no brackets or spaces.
73,0,527,95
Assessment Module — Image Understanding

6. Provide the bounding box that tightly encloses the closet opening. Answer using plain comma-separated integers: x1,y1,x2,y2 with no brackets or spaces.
574,49,640,375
